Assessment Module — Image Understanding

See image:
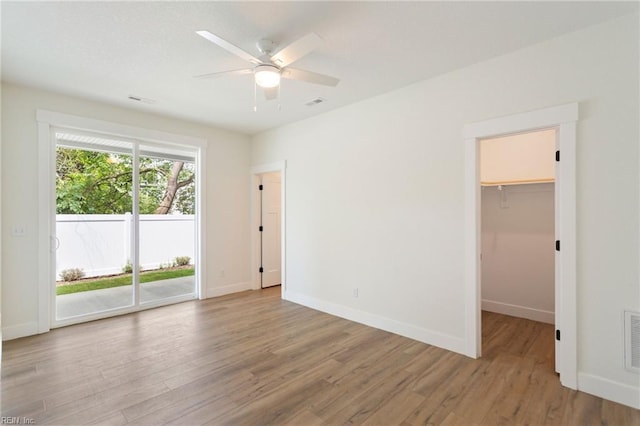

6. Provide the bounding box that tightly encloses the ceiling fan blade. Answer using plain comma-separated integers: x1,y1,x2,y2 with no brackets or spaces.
196,30,261,65
264,87,278,101
193,68,253,79
270,33,322,67
282,67,339,87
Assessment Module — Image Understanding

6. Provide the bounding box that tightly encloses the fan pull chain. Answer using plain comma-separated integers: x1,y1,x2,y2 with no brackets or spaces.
253,80,257,112
278,84,281,111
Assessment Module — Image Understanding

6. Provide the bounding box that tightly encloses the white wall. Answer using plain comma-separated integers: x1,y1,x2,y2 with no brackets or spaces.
481,184,555,324
251,14,639,406
1,83,252,337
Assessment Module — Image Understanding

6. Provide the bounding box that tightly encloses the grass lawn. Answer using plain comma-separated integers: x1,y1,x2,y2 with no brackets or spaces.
56,267,195,295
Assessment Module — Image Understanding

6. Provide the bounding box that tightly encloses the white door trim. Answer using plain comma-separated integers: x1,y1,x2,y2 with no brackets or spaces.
463,103,578,389
251,161,287,297
37,121,55,333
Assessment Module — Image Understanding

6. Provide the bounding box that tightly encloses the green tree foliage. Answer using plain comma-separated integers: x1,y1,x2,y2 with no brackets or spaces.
56,147,195,214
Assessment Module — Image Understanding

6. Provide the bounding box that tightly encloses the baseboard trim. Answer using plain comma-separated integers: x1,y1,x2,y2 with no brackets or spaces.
2,321,39,341
578,372,640,409
284,291,467,356
482,299,554,324
206,281,252,298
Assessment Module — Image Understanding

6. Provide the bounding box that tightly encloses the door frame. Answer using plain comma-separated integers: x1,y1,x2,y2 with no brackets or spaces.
251,161,287,297
463,103,578,389
37,109,207,330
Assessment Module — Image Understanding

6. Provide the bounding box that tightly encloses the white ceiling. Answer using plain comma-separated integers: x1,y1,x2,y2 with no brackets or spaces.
2,1,637,135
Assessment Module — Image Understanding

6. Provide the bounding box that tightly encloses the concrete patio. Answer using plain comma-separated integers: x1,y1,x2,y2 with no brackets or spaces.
56,276,195,319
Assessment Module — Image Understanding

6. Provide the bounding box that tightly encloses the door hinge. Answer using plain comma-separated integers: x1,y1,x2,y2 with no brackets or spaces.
555,240,560,251
259,225,263,232
259,267,264,273
556,329,561,341
555,150,560,162
259,184,263,190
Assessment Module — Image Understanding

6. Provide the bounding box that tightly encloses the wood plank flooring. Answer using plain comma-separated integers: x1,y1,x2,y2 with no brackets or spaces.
2,287,638,425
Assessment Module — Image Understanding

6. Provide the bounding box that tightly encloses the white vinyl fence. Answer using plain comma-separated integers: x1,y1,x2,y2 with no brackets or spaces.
56,213,195,280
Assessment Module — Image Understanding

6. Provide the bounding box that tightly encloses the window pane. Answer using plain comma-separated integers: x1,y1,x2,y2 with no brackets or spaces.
138,154,196,304
55,145,134,319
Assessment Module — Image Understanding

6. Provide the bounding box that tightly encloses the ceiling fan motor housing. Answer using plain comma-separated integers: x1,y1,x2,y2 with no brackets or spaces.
256,39,276,56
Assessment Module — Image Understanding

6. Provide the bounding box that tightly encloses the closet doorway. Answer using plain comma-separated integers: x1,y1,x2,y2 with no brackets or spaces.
480,129,557,370
463,103,578,389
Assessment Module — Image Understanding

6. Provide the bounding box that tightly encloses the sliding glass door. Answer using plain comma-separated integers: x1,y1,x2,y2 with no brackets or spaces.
138,146,196,305
55,140,135,318
54,131,198,323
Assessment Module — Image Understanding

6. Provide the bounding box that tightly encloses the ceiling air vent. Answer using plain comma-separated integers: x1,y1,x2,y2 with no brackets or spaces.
625,311,640,372
128,95,156,104
305,97,326,107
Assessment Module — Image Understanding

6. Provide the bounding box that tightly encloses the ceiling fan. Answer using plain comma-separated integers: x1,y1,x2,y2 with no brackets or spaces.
194,30,339,101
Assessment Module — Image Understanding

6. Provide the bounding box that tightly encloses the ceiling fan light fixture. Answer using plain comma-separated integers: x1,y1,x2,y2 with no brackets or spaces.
254,65,281,88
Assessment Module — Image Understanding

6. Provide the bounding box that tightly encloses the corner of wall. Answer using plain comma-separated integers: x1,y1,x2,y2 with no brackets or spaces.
284,290,468,356
2,322,39,341
206,281,253,298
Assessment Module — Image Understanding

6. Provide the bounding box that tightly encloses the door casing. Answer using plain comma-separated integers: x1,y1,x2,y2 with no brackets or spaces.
251,161,287,296
463,103,578,389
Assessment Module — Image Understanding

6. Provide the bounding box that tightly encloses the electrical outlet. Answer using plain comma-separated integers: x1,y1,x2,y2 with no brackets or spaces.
353,288,359,298
11,225,26,237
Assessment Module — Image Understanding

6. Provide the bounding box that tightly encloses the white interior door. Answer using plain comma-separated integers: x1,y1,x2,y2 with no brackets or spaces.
261,172,281,287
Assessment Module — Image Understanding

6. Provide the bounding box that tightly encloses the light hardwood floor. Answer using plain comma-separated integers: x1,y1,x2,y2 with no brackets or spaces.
2,287,638,425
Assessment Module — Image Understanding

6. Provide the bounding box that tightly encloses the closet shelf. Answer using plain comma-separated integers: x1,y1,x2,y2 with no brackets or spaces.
481,177,555,187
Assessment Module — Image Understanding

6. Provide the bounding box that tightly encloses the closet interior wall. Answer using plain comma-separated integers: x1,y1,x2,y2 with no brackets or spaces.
481,182,555,324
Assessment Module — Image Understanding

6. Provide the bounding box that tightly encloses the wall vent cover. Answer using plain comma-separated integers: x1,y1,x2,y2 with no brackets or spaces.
625,311,640,373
